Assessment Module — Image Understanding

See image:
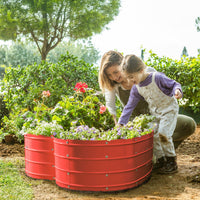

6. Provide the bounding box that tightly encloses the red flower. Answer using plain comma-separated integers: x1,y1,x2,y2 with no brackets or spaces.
99,105,106,114
74,82,88,93
42,90,51,97
74,82,82,89
80,87,86,93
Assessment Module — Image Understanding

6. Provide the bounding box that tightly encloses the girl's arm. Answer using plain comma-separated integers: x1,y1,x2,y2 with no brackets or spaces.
155,72,183,98
118,86,142,125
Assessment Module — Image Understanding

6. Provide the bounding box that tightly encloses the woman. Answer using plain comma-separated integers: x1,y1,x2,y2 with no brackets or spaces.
98,50,196,152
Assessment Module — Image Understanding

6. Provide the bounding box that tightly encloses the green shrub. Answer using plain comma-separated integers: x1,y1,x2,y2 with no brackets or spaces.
145,50,200,113
1,52,99,112
0,65,6,80
51,86,115,131
0,95,9,128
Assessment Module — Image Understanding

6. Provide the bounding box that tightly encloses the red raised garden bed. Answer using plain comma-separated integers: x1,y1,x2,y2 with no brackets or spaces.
24,134,55,180
53,131,153,192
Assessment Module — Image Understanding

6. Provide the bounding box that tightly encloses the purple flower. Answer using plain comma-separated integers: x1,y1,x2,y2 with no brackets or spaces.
84,126,89,130
53,132,57,136
117,131,121,136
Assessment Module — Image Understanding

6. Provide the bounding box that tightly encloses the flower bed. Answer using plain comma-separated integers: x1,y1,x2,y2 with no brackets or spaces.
54,131,153,191
22,83,155,191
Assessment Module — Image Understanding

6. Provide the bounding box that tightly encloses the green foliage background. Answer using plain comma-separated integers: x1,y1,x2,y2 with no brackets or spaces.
1,52,99,111
145,50,200,113
0,39,100,68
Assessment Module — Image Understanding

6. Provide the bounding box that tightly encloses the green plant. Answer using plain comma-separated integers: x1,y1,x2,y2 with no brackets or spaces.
0,116,19,142
0,94,9,128
22,121,64,137
33,90,52,122
51,82,115,131
1,52,99,112
54,114,155,141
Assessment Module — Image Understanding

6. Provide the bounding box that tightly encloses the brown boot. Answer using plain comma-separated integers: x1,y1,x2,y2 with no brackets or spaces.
158,156,178,174
153,156,166,171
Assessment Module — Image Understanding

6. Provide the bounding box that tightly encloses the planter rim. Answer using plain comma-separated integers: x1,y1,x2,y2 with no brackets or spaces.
25,134,53,138
53,131,153,145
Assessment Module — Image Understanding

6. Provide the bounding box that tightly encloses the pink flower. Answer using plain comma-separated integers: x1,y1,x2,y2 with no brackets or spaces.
99,105,106,114
74,82,88,93
42,90,51,97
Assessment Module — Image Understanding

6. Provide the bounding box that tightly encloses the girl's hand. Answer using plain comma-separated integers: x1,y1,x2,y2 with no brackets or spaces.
174,89,182,99
115,123,123,128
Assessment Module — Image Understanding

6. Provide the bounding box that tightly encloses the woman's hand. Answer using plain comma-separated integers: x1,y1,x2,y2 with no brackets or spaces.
174,89,182,99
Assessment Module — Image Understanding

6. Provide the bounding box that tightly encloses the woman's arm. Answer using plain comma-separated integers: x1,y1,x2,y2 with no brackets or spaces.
105,88,117,123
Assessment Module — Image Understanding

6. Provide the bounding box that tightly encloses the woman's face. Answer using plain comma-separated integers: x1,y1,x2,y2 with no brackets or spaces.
105,65,124,83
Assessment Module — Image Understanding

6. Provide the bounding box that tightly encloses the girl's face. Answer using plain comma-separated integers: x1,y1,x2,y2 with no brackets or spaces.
105,65,124,83
125,70,144,85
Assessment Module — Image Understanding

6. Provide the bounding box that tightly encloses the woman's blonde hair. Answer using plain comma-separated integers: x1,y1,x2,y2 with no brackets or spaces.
98,50,123,92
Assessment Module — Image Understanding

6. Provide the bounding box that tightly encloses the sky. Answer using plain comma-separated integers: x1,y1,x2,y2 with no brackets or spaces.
92,0,200,63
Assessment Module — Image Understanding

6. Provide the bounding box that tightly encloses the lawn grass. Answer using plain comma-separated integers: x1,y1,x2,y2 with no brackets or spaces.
0,159,33,200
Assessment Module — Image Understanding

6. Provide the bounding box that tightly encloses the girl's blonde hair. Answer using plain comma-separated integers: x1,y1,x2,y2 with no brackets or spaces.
98,50,123,92
121,54,146,74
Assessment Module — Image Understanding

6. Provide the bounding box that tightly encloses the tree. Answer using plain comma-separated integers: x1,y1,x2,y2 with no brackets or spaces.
181,46,189,57
0,0,120,61
48,39,100,64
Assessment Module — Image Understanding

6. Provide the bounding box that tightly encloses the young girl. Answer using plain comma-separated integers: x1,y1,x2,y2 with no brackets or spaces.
118,54,183,174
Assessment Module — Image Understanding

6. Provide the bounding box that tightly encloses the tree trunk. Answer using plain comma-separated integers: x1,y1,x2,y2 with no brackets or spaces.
41,52,47,61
